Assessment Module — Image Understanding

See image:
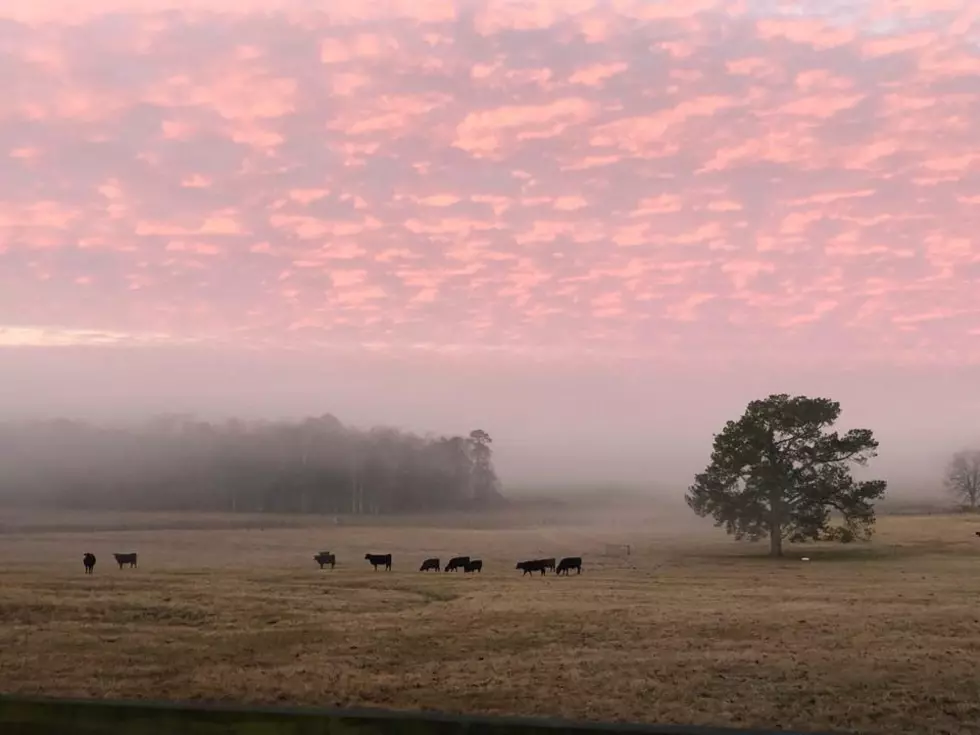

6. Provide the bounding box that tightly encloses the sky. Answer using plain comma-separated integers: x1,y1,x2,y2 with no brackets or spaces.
1,0,978,491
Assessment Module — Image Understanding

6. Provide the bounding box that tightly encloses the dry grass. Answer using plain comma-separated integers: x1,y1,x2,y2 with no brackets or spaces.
1,504,980,734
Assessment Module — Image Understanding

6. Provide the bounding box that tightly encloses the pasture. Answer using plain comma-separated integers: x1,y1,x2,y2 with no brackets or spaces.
1,504,979,735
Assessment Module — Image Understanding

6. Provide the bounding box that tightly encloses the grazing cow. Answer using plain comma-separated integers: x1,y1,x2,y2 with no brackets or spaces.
313,552,336,569
556,556,582,575
463,559,483,573
419,557,440,572
365,553,392,571
524,557,554,572
82,553,96,575
515,559,548,576
113,552,138,570
444,555,470,572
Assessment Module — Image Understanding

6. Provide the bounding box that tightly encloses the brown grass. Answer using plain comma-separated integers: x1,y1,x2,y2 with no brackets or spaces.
1,504,980,734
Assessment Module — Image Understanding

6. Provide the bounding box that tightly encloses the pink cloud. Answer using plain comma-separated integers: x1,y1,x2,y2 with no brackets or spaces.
454,98,594,157
755,18,856,49
165,241,224,256
862,31,938,57
0,0,977,368
568,63,629,87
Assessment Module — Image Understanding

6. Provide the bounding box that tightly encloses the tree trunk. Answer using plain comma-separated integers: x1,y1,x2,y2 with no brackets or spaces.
769,483,783,557
769,522,783,557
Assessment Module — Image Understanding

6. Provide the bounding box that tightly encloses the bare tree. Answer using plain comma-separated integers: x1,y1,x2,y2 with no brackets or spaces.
945,450,980,510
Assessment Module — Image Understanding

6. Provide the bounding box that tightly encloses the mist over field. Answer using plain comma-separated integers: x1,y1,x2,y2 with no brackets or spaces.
2,344,977,508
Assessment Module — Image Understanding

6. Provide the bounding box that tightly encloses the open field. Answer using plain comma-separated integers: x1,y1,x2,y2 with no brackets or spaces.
1,505,980,734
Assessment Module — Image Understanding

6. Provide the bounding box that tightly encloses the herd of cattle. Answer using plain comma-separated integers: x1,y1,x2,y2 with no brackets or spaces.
76,533,980,575
80,551,583,576
361,553,583,575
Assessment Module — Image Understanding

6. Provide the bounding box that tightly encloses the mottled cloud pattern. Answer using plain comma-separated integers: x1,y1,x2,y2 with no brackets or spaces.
2,0,979,367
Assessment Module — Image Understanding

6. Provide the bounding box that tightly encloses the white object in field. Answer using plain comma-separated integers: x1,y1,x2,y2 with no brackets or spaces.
801,557,810,561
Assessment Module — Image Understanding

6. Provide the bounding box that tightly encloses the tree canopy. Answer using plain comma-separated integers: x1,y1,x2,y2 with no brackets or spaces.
0,414,505,514
944,449,980,510
686,393,887,557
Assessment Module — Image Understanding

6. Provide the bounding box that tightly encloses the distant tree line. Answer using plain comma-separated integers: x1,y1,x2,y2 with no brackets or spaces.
0,414,505,514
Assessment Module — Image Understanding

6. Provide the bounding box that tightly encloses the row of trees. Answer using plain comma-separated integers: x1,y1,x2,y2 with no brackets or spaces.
0,414,504,514
686,392,979,557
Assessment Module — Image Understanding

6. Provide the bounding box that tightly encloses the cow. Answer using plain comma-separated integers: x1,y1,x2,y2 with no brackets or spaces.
444,555,470,572
463,559,483,573
975,532,980,538
556,556,582,575
82,553,96,575
516,559,548,576
524,557,554,572
113,552,138,570
313,552,336,569
365,553,392,571
419,557,440,572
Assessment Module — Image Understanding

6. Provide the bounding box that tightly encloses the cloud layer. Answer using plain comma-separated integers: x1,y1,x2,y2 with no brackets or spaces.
2,0,979,367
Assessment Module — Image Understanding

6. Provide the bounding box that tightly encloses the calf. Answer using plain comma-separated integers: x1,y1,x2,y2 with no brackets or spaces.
419,557,440,572
516,559,548,576
540,557,556,572
82,553,96,575
556,556,582,575
463,559,483,573
444,555,470,572
313,552,336,569
113,552,138,570
365,553,392,571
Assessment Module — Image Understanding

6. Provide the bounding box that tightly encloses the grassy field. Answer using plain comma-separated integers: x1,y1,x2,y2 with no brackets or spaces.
1,504,979,734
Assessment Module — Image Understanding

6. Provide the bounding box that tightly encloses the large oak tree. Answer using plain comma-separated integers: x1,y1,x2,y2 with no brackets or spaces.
686,394,887,557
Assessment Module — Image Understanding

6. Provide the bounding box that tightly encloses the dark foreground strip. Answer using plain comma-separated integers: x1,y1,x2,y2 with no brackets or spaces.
0,695,846,735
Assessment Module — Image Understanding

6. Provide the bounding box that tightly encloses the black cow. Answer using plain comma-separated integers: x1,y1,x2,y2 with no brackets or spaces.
419,557,440,572
113,552,138,569
444,555,470,572
82,553,96,575
463,559,483,573
540,557,556,572
314,552,336,569
516,559,548,576
556,556,582,575
365,553,392,571
975,532,980,538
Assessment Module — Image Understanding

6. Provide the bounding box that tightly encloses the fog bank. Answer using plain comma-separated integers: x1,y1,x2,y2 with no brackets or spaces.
1,345,976,498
